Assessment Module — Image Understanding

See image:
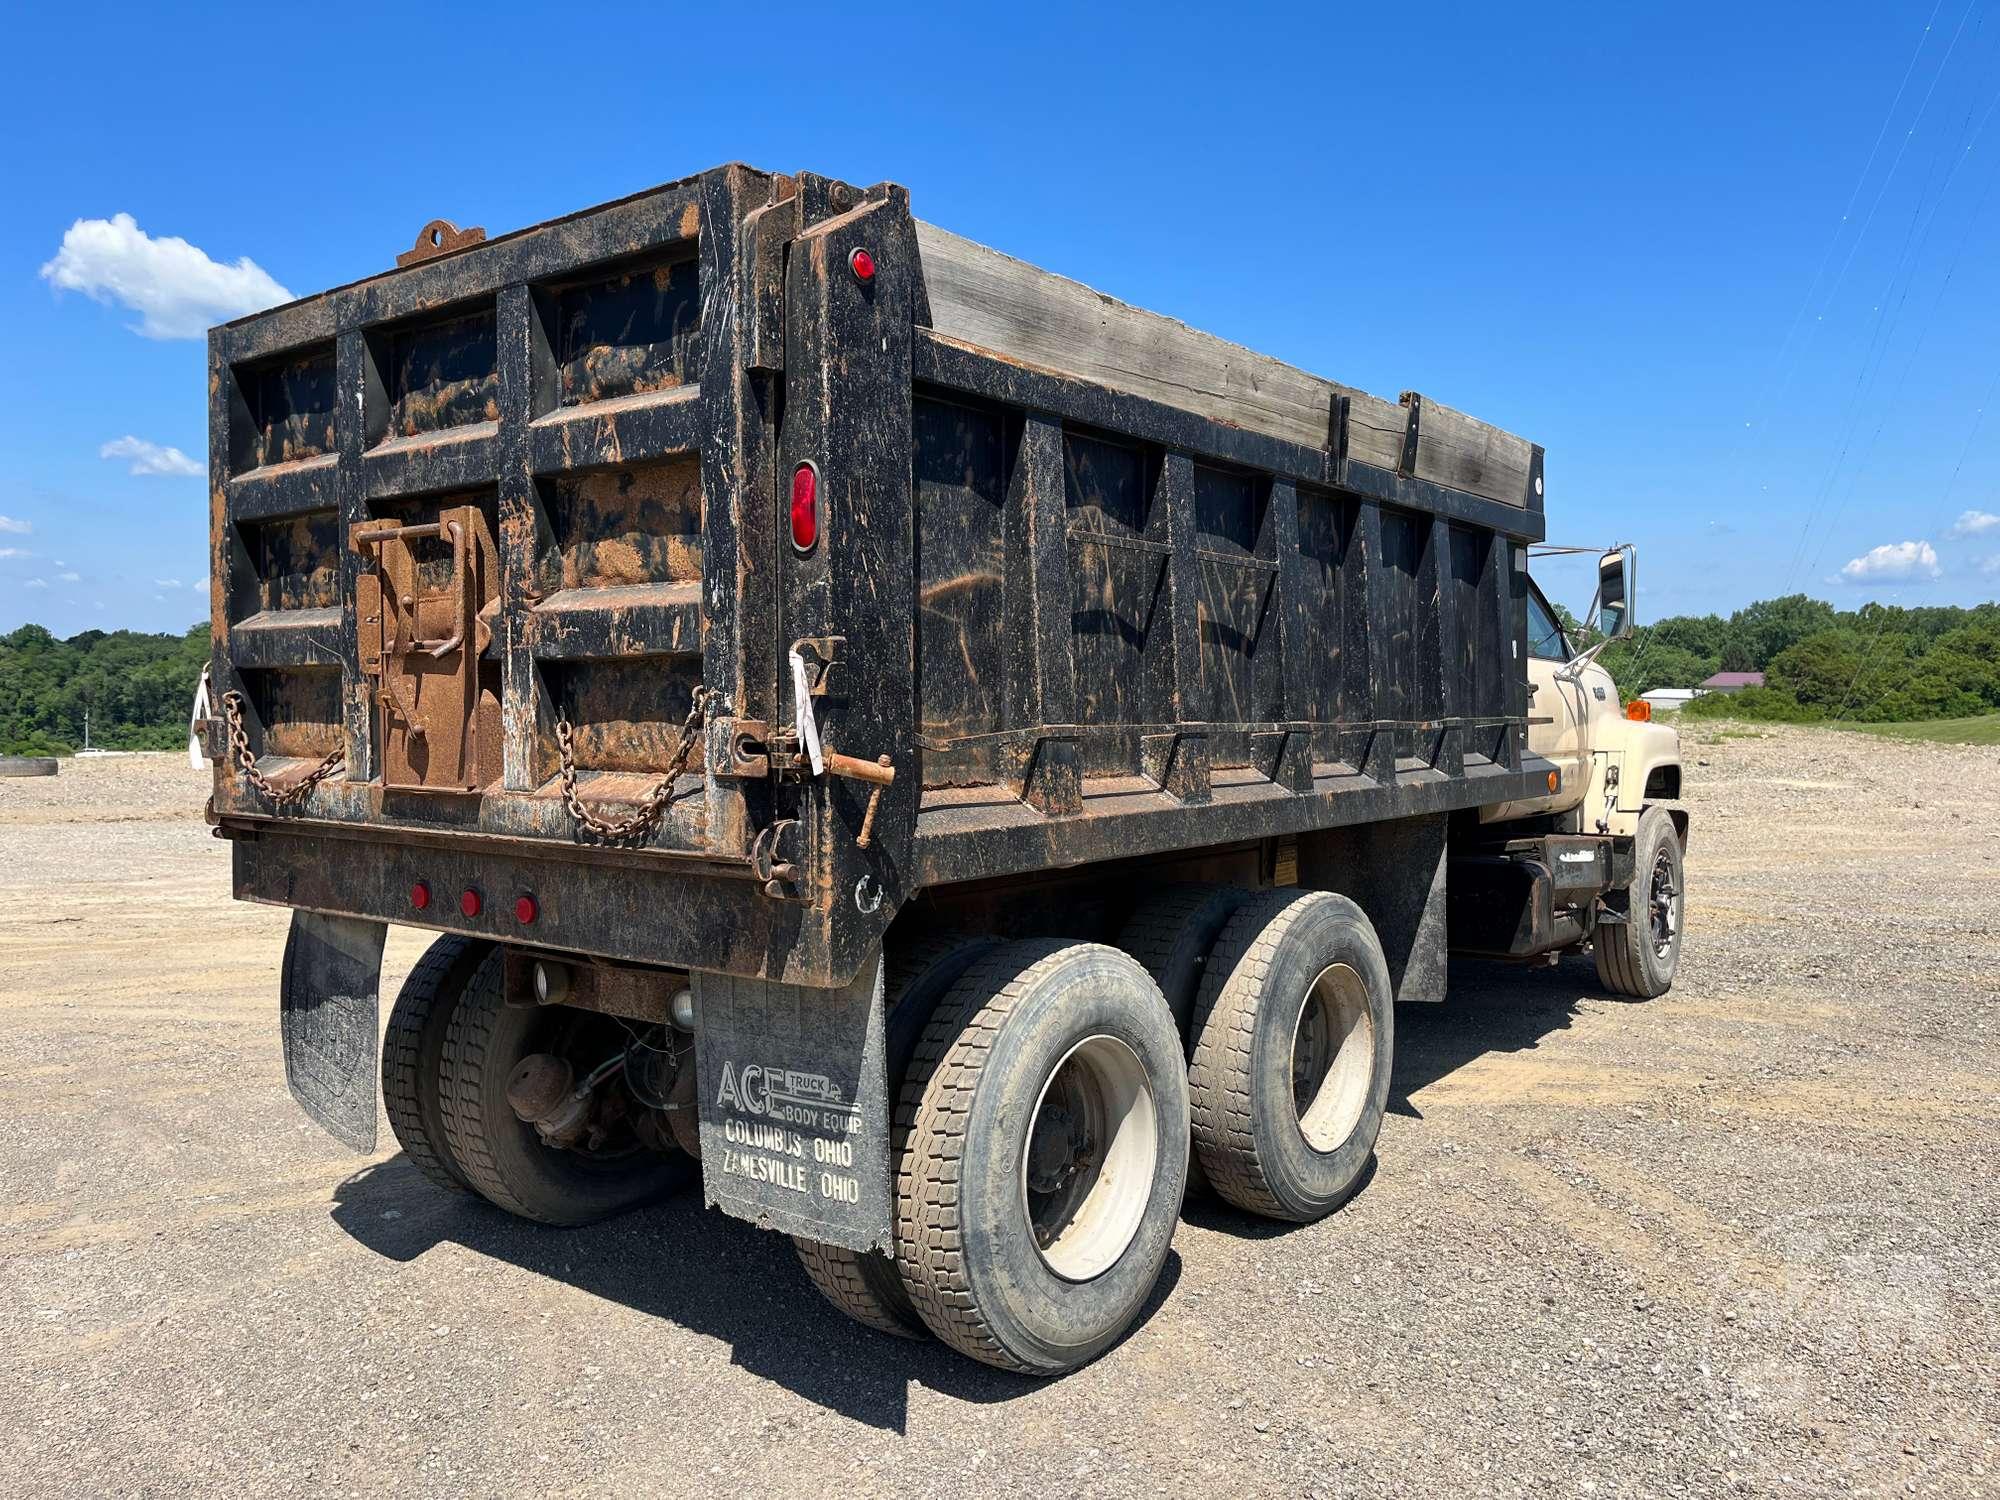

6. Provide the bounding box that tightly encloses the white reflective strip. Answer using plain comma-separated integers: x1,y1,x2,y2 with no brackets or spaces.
188,665,212,770
788,649,825,776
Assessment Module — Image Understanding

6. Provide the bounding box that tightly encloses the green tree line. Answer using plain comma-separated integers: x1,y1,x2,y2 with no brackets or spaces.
1,623,208,755
1589,594,2000,724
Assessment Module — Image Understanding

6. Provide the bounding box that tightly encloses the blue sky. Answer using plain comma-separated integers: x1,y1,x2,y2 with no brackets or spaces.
3,1,1997,637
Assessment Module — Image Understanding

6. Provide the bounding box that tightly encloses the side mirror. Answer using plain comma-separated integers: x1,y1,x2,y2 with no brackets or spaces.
1595,546,1636,640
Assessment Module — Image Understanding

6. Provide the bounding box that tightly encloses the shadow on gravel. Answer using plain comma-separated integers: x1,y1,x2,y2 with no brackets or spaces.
1177,1156,1379,1240
1388,955,1645,1119
329,1158,1182,1433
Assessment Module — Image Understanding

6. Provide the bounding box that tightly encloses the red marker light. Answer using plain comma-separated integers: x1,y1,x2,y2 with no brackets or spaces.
790,462,819,552
515,895,538,925
848,246,875,282
460,888,482,919
410,881,431,911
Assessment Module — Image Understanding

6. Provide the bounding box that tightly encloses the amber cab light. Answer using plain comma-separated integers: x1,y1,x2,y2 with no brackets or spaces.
410,881,431,911
790,462,819,552
1626,699,1653,722
515,895,539,925
1547,770,1561,793
848,246,875,282
460,888,482,919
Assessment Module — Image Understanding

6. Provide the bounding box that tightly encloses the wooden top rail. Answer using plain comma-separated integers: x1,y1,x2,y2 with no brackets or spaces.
914,222,1537,509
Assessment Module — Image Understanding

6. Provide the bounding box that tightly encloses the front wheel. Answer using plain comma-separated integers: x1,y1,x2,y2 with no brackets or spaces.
894,941,1189,1375
1594,805,1685,998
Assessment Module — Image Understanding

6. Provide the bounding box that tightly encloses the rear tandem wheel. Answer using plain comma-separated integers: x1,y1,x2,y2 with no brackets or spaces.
792,931,997,1340
894,940,1190,1375
381,934,492,1195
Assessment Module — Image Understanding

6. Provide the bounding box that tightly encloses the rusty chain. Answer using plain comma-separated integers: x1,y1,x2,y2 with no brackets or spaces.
220,691,345,810
556,684,712,845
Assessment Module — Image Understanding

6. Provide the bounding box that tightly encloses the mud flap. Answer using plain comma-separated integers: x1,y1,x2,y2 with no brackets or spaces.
279,911,387,1152
690,953,891,1252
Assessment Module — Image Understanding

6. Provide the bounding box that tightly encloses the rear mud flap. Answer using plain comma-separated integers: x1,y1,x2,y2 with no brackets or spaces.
279,912,387,1152
691,954,891,1253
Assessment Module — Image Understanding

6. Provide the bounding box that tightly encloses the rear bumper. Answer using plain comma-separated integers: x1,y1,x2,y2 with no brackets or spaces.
228,822,858,986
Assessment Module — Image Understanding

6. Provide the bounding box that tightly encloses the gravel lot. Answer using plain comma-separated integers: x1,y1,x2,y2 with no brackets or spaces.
2,730,1995,1498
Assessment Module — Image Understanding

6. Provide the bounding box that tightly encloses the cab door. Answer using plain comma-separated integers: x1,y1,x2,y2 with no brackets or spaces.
1482,577,1588,822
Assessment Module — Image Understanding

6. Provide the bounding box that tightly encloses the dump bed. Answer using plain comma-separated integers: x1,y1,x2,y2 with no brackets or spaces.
207,163,1552,987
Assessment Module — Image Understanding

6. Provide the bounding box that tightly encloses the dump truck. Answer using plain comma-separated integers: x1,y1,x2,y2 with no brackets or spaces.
200,163,1688,1376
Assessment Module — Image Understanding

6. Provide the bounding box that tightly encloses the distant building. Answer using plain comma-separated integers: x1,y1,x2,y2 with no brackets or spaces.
1642,688,1699,712
1698,671,1765,693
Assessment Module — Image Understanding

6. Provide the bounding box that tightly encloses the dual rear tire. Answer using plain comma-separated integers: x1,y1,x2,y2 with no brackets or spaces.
797,891,1393,1375
380,939,689,1226
389,888,1394,1377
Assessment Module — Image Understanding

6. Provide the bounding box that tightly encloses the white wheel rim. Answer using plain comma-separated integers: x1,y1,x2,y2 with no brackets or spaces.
1020,1034,1158,1282
1290,962,1375,1154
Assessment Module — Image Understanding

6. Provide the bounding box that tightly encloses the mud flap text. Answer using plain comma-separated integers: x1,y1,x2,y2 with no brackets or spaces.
691,955,890,1252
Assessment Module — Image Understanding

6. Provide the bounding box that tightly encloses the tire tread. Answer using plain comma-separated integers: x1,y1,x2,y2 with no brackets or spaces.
893,939,1088,1374
1186,890,1315,1219
792,930,997,1341
436,958,540,1220
381,935,485,1194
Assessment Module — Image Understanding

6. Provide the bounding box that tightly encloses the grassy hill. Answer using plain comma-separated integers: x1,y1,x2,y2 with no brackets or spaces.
1845,713,2000,746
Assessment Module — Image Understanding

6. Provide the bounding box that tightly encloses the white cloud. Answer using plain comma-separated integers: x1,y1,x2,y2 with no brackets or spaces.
1980,555,2000,577
1839,540,1941,584
0,547,31,560
24,578,47,589
1950,509,1999,537
101,435,202,477
40,213,291,339
153,577,183,588
57,570,81,583
0,515,29,535
190,579,206,591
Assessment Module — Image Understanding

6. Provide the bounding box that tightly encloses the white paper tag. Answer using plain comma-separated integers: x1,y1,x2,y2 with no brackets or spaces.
188,665,212,770
788,649,825,776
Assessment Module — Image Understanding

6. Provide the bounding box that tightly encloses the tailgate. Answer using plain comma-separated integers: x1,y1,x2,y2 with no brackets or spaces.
209,170,767,869
208,166,921,989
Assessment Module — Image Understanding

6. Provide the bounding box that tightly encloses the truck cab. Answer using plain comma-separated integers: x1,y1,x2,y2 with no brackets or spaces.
1455,546,1688,993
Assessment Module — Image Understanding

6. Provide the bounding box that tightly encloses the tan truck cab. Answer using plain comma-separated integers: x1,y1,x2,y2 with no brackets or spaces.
1459,547,1689,997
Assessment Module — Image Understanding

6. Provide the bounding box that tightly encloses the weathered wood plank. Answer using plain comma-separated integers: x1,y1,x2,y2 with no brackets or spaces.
916,223,1533,505
1345,390,1408,472
918,222,1340,454
1401,393,1532,508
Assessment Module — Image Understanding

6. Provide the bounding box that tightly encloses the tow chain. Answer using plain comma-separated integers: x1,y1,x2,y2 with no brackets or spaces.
556,685,712,845
220,691,345,810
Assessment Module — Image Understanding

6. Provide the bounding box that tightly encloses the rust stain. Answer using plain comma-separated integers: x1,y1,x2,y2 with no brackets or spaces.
550,457,703,591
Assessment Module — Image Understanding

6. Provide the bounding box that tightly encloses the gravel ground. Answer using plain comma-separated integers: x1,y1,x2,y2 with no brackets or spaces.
1,732,1995,1498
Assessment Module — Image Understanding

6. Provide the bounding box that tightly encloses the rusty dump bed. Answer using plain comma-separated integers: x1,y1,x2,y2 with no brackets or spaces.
209,163,1552,987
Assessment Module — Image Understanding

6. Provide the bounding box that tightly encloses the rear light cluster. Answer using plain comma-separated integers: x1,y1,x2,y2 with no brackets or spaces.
790,461,819,553
409,881,540,925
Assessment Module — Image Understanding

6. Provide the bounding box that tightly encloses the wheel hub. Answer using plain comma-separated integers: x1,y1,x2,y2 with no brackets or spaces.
1649,849,1679,958
1019,1034,1158,1281
1025,1090,1094,1199
1290,962,1376,1155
